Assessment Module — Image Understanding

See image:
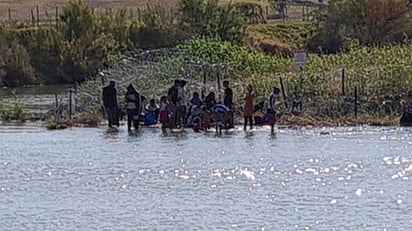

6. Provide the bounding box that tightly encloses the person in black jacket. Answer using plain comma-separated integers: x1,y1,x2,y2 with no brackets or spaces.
102,80,119,127
223,80,233,110
124,83,141,131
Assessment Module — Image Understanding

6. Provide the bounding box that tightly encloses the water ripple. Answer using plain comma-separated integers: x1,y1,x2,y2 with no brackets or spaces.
0,126,411,230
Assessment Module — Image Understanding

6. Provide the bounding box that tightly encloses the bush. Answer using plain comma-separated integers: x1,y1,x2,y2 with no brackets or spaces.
178,0,246,43
59,0,95,41
308,0,412,53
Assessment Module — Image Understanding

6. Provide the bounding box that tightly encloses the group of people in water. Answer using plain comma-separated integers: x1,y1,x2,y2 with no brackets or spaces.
102,79,280,133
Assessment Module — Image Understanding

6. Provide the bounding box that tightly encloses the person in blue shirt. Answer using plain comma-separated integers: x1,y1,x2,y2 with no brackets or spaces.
189,91,202,107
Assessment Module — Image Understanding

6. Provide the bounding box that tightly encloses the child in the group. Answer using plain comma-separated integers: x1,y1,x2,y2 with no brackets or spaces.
192,114,202,132
159,96,170,132
145,98,159,125
253,101,265,126
200,106,211,132
211,103,230,134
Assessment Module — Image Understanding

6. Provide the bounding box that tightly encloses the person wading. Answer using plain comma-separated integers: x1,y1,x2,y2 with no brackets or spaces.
243,84,254,131
124,84,141,132
102,80,119,128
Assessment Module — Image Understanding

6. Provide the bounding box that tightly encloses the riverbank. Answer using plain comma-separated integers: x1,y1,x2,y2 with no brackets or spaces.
1,0,412,128
41,110,401,130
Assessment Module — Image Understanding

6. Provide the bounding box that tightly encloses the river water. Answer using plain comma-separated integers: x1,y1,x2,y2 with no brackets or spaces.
0,85,73,119
0,125,411,230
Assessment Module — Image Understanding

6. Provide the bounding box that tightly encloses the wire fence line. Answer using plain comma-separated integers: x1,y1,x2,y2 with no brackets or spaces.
0,3,321,25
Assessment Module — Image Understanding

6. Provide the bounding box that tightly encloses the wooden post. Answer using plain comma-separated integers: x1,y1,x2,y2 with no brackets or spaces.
8,8,11,22
265,5,269,20
55,93,59,108
217,71,221,102
31,9,35,25
299,67,304,93
279,76,288,109
202,70,207,100
302,6,305,21
69,90,73,116
354,86,358,117
55,5,59,23
36,5,40,25
101,75,105,86
341,68,345,96
129,8,133,18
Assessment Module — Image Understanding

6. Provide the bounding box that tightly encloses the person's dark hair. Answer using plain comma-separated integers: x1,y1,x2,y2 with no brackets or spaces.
127,83,137,93
180,79,187,87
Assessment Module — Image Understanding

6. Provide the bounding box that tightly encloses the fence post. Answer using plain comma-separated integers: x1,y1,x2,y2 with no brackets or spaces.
217,72,221,102
265,5,269,20
302,6,305,21
101,75,105,86
36,5,40,25
69,90,73,116
341,68,345,96
8,8,11,22
55,93,59,108
55,5,59,27
279,76,288,109
354,86,358,117
31,9,35,25
202,70,207,100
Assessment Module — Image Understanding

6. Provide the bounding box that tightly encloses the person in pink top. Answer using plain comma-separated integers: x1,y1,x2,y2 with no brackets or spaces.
243,84,254,131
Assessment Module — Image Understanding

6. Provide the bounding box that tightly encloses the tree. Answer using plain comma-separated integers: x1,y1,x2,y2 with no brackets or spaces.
59,0,95,41
178,0,246,43
308,0,412,53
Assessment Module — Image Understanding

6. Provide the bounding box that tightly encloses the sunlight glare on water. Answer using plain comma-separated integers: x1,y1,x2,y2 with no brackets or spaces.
0,125,411,230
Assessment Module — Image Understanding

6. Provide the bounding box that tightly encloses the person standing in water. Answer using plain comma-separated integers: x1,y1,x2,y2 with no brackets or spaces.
267,87,280,134
159,95,170,132
102,80,119,128
243,84,254,131
124,84,141,132
223,80,233,109
211,103,230,134
223,80,234,129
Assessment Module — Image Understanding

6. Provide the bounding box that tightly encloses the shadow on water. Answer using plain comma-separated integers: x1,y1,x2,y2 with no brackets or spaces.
103,127,123,139
160,129,188,141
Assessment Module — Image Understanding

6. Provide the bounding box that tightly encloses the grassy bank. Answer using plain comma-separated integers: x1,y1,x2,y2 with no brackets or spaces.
1,0,412,127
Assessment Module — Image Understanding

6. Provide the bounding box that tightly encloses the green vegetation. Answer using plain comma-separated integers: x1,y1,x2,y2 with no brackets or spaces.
1,0,412,125
0,0,246,87
0,89,26,122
